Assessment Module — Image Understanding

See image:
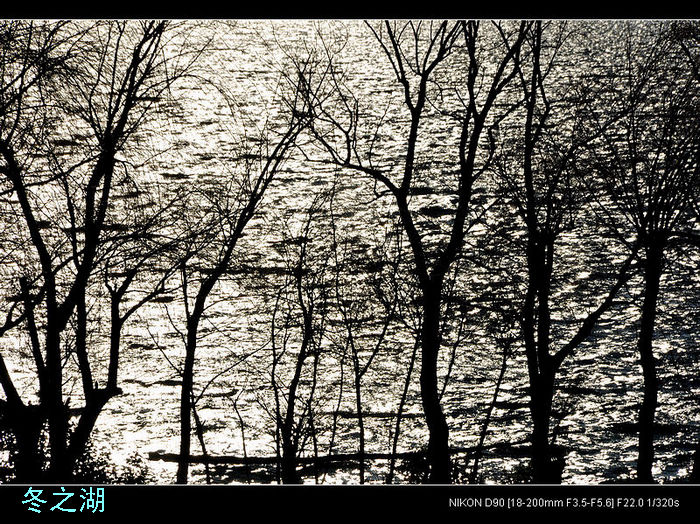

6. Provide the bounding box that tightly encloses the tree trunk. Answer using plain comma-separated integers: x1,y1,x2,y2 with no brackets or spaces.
280,349,305,484
107,298,123,391
5,404,44,482
67,386,121,473
636,242,662,483
177,321,198,484
45,327,70,482
280,438,300,484
352,360,365,484
529,369,558,483
522,230,560,483
420,282,450,484
387,339,419,484
470,342,509,484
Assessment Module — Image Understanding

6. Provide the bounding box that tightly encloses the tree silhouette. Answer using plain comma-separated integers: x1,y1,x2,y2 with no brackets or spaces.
298,20,528,483
493,21,643,483
170,69,311,484
0,20,198,481
585,23,700,482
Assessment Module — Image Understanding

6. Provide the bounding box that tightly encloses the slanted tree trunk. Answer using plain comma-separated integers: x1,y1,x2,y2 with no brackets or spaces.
177,314,201,484
280,348,306,484
387,339,419,484
67,389,119,470
279,270,314,485
470,337,511,484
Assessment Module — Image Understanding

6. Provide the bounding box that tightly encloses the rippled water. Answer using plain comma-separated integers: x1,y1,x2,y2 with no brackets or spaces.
2,20,700,485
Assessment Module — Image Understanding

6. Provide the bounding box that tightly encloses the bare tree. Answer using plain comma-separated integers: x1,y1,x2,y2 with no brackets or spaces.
585,22,700,482
266,194,332,484
326,177,400,484
0,19,76,481
170,71,311,483
671,20,700,483
298,19,527,483
491,21,645,482
0,20,199,481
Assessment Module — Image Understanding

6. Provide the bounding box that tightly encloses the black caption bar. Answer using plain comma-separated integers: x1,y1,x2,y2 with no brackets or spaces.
1,484,699,519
